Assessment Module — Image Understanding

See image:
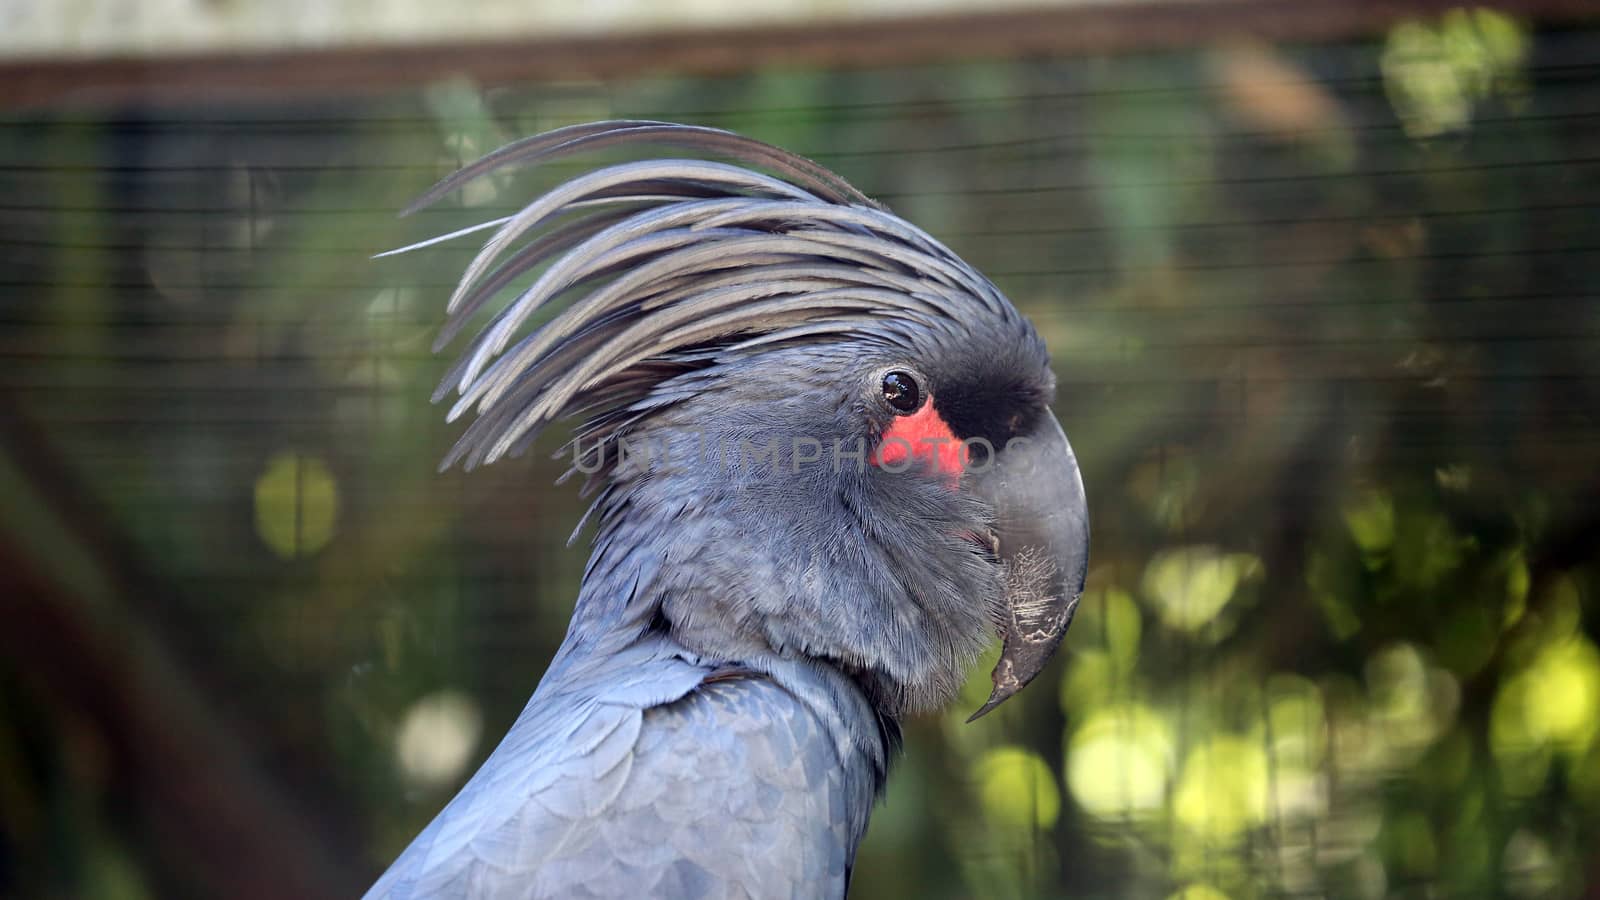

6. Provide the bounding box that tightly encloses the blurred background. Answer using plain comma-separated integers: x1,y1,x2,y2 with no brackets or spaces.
3,1,1600,898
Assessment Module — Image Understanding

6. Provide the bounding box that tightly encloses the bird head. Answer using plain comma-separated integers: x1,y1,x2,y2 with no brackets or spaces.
394,121,1089,721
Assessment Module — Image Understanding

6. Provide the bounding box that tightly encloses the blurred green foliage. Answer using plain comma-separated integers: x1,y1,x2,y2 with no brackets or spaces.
2,9,1598,899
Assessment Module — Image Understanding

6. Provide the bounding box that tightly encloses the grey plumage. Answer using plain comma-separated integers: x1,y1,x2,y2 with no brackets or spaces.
368,120,1088,899
366,637,879,899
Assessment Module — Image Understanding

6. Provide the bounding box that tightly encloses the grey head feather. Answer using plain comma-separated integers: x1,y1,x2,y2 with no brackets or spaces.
383,120,1017,474
397,120,881,217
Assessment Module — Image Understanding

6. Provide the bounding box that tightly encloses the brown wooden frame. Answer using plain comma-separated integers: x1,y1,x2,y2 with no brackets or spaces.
5,0,1597,110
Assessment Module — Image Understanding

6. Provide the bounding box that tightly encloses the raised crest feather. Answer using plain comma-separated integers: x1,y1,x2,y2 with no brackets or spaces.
384,120,1013,472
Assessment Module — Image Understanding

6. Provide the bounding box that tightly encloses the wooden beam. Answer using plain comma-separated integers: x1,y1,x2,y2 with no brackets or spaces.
3,0,1596,111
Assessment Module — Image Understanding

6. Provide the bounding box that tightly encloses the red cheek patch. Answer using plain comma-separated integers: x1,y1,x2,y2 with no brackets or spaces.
872,398,965,485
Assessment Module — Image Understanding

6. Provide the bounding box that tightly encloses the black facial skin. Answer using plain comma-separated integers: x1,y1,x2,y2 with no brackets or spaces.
919,332,1055,465
928,373,1050,463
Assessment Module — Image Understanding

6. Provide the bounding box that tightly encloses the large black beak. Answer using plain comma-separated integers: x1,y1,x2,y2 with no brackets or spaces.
966,410,1089,721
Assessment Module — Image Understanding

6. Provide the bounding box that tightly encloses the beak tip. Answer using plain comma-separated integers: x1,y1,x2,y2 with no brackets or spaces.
964,655,1029,724
965,690,1009,723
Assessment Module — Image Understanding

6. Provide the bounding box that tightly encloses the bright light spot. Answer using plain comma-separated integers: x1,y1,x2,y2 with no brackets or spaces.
1494,636,1600,763
1142,546,1261,634
1267,768,1328,824
1342,490,1395,555
253,452,339,559
1365,643,1459,757
974,746,1060,831
1522,638,1600,747
1250,678,1332,823
1502,829,1561,898
1491,632,1600,802
1174,735,1268,839
1260,674,1327,770
1381,8,1529,138
1067,704,1173,820
395,690,484,788
1486,634,1600,795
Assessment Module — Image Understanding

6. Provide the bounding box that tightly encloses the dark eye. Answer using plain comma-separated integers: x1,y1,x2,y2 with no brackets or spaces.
881,370,923,414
